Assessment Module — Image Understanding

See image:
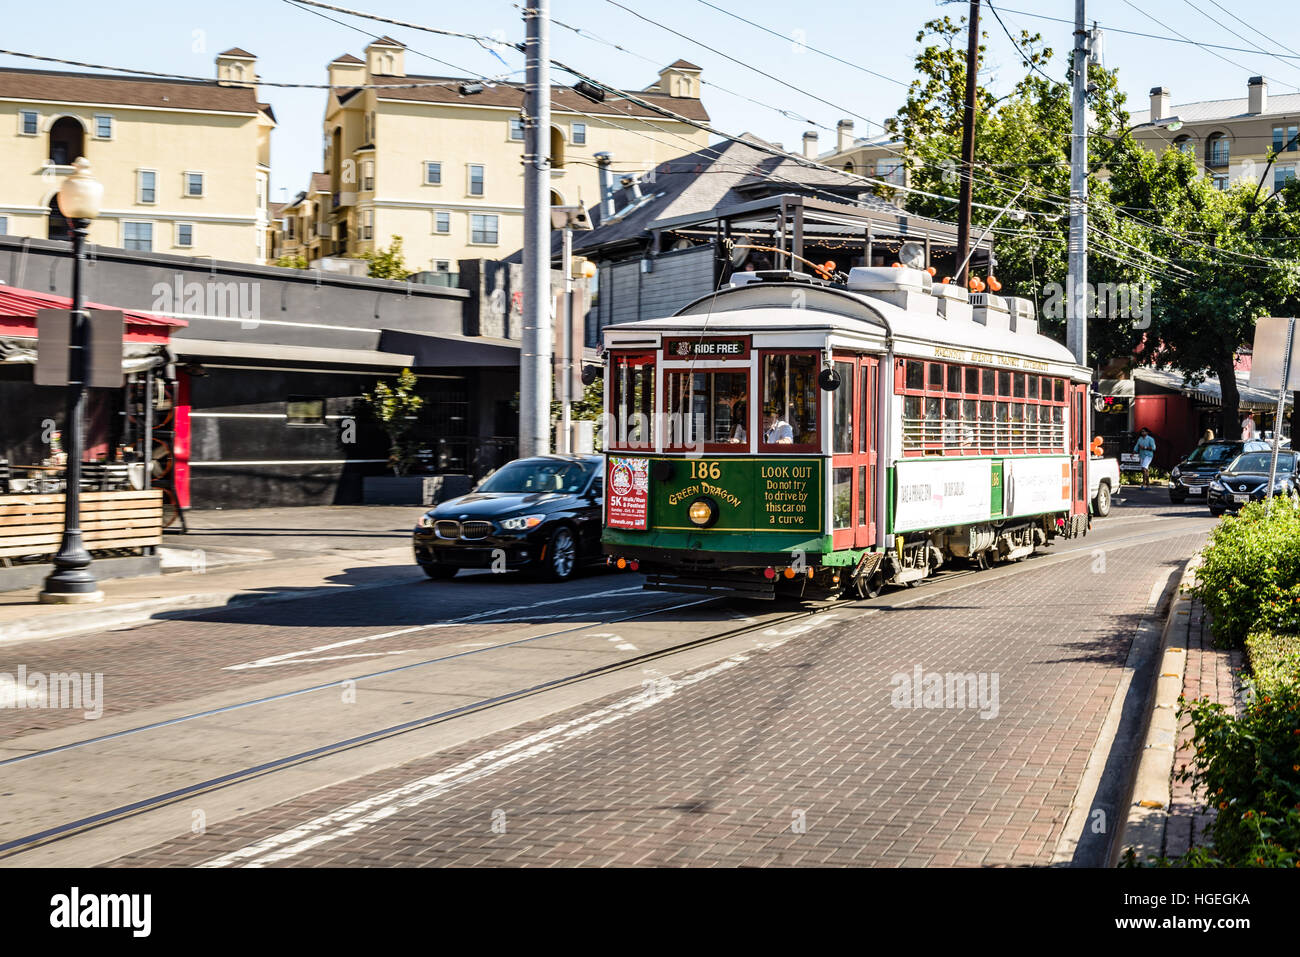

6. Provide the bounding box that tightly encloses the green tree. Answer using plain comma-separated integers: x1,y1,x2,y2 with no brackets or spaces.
360,368,424,476
273,253,309,269
362,235,409,280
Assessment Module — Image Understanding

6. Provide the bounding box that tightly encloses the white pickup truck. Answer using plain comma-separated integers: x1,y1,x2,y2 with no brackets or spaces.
1089,457,1121,517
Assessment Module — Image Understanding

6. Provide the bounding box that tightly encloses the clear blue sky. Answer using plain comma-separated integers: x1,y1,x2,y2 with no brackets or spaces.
5,0,1300,202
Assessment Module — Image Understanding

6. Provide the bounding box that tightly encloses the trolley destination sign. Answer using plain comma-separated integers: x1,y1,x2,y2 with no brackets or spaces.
662,335,752,360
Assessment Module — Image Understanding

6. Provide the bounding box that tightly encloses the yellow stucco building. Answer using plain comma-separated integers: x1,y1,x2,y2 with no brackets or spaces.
0,48,274,263
275,38,711,276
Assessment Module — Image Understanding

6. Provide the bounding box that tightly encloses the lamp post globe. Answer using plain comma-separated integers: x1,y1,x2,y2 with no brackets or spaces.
57,157,103,221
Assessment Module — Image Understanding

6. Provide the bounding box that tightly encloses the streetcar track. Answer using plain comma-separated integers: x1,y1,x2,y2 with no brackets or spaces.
0,516,1207,861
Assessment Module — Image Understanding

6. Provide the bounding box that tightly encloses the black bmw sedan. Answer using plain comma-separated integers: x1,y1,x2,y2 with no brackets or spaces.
413,454,604,581
1206,450,1300,515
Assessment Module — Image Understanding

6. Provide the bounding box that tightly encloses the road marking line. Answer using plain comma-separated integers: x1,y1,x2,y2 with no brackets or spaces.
198,652,759,868
222,586,648,671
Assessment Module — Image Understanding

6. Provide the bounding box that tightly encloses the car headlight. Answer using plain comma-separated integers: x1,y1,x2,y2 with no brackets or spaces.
687,497,719,528
500,513,545,530
1171,466,1181,479
418,513,436,528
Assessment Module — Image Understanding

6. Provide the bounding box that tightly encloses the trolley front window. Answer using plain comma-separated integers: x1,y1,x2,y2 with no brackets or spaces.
609,352,655,450
760,351,820,450
664,370,749,450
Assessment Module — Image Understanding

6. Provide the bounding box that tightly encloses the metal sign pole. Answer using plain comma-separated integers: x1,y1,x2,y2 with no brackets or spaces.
1266,315,1296,513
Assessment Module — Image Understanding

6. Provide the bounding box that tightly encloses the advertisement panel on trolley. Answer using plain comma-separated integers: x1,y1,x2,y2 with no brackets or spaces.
893,459,993,532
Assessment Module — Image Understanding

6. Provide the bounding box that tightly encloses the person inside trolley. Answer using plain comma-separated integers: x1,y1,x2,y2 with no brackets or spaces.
728,400,748,443
763,405,794,444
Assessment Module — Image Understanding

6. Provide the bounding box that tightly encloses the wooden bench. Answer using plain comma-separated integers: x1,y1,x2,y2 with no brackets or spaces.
0,490,164,559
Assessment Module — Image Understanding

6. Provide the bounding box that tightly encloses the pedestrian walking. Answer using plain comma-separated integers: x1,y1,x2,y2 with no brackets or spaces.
1134,428,1157,487
1241,413,1256,441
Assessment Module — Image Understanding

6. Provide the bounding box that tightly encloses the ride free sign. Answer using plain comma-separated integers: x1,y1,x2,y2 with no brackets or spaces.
652,457,822,533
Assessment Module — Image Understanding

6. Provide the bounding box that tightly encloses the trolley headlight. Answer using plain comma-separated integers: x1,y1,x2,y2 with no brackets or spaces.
687,497,719,528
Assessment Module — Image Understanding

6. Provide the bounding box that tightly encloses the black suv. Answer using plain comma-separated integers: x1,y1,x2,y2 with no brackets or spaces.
1169,440,1270,503
1207,450,1300,515
413,454,604,581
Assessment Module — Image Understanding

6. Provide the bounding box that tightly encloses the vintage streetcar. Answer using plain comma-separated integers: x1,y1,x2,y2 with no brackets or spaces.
599,265,1093,600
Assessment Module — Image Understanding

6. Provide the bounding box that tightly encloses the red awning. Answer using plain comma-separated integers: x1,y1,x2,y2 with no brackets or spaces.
0,285,185,344
0,286,186,328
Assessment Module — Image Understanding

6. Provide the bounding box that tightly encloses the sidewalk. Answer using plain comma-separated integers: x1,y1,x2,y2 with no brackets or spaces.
0,505,426,644
1120,558,1244,862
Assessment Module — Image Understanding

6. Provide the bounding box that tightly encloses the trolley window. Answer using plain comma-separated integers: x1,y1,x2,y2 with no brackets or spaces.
609,352,656,450
760,351,819,451
831,360,855,454
664,370,749,450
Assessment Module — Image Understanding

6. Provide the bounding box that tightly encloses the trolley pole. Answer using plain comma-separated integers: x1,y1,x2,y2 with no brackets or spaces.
521,0,552,456
955,0,981,289
1067,0,1089,367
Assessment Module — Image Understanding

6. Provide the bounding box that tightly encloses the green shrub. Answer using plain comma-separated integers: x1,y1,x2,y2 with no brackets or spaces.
1176,678,1300,867
1191,494,1300,647
1246,631,1300,687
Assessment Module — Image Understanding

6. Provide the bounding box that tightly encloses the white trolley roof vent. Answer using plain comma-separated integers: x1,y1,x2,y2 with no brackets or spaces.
930,281,973,322
969,292,1011,332
846,266,933,294
1007,296,1038,335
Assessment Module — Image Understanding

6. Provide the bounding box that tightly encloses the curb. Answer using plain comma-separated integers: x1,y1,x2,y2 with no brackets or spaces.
1115,553,1202,863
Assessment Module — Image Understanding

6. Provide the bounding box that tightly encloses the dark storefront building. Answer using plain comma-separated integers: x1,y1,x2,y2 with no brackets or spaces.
1,236,524,509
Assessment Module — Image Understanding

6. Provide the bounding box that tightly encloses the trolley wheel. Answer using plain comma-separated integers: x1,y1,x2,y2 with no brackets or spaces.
158,487,181,529
851,569,883,600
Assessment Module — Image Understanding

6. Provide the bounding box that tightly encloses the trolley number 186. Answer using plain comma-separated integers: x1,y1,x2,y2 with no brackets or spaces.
690,461,721,480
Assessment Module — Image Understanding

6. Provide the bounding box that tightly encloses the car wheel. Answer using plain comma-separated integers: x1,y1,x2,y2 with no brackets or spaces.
542,526,579,581
422,564,458,580
1093,483,1112,517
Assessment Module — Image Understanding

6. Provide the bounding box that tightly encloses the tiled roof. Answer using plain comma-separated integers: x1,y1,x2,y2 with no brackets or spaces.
364,72,710,121
666,59,702,70
368,36,404,47
309,172,331,192
217,47,256,58
331,53,364,64
268,202,287,218
0,67,260,113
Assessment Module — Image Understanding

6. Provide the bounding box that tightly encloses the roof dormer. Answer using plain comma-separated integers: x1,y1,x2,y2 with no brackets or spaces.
365,37,405,78
216,47,257,89
656,60,701,99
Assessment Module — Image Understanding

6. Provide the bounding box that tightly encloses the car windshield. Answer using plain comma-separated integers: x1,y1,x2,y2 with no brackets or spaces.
477,460,593,494
1185,443,1240,465
1228,453,1294,473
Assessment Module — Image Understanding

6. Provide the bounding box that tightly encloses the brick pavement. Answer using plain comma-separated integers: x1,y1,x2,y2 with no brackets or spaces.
1164,597,1244,859
110,530,1207,868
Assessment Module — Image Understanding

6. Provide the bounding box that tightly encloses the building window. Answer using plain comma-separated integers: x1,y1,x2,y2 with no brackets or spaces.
509,118,525,141
1206,133,1230,167
363,208,373,239
286,396,326,426
1173,135,1193,156
138,170,156,204
20,110,38,135
875,158,905,185
363,160,374,191
1212,173,1229,191
123,222,153,251
572,122,586,145
1275,165,1296,193
48,117,83,165
185,172,205,197
0,216,7,235
93,114,112,139
425,161,441,185
434,210,450,234
470,213,498,244
285,217,296,240
175,223,194,247
468,164,485,197
434,260,451,272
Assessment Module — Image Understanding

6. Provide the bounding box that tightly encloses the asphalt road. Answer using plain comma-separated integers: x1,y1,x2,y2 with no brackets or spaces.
1,487,1215,867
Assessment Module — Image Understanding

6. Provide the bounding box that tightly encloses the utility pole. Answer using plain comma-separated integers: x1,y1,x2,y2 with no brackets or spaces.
955,0,981,288
559,225,573,455
1067,0,1088,367
520,0,552,457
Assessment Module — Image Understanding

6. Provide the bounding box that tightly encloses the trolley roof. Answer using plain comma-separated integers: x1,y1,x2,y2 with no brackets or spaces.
602,277,1087,378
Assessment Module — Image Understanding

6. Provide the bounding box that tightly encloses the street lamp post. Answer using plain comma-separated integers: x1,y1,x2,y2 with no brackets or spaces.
40,157,104,604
